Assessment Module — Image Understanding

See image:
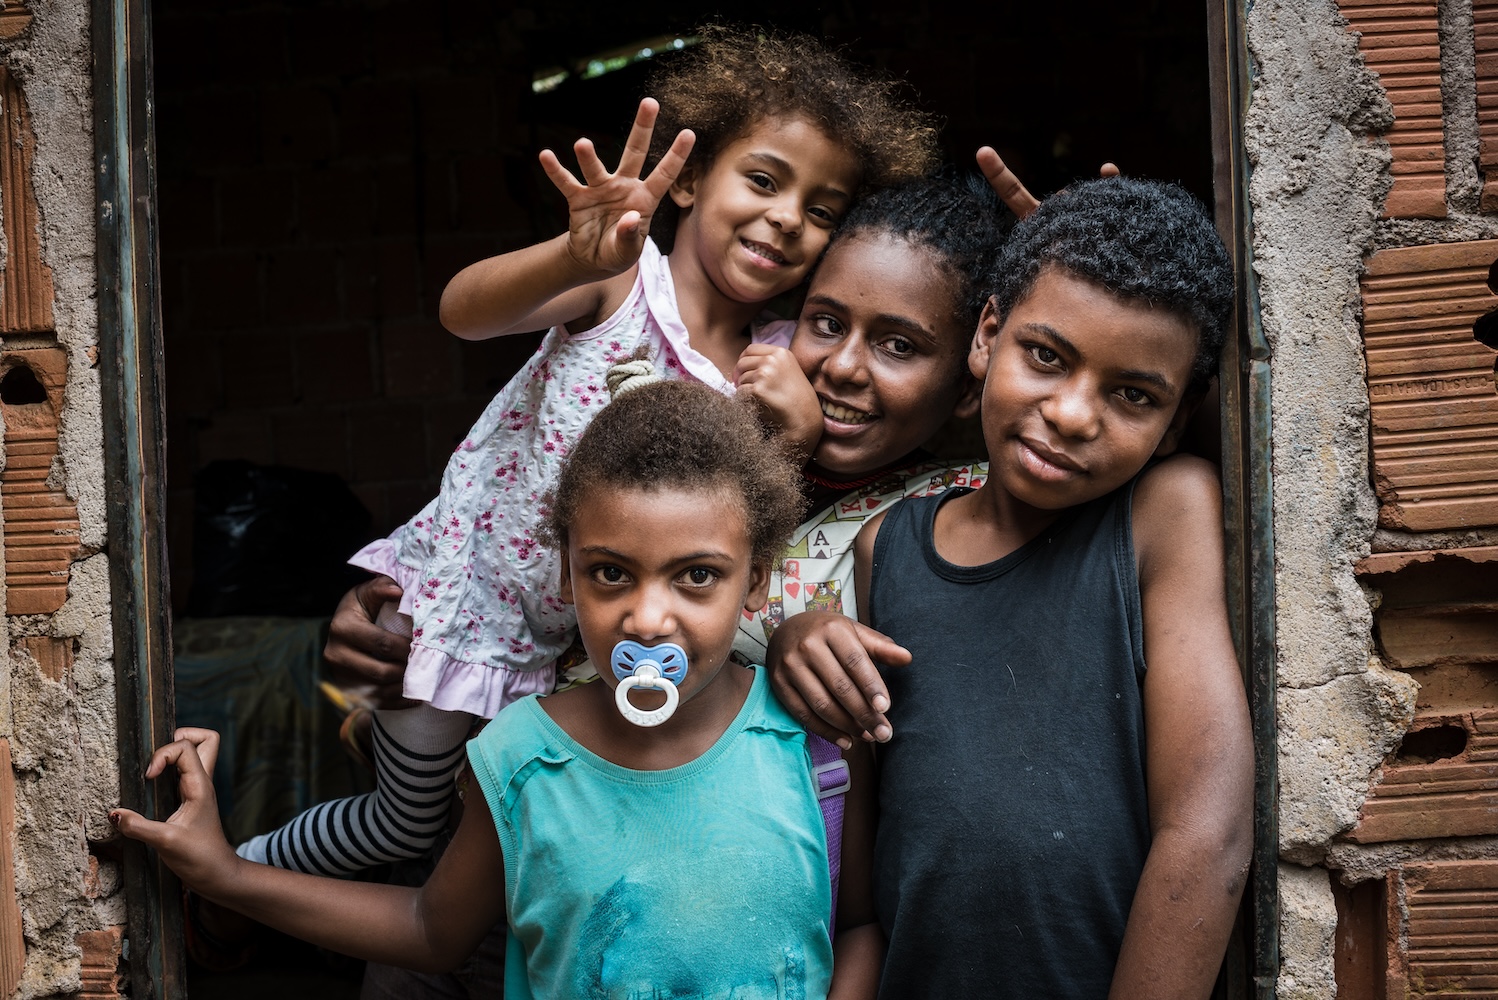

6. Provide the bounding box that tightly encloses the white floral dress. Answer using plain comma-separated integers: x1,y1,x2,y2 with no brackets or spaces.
352,238,792,718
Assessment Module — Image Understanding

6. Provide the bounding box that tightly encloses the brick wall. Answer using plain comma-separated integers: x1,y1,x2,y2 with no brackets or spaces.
154,0,1210,608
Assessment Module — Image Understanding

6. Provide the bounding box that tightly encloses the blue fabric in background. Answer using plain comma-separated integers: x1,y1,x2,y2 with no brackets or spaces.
173,616,372,845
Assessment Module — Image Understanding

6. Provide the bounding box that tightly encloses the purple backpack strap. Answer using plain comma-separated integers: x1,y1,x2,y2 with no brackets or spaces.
807,733,851,941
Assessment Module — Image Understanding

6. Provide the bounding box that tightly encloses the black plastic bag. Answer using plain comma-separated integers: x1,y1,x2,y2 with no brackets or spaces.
187,460,374,618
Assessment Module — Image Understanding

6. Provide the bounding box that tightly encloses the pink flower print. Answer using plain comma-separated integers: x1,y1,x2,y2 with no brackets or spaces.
412,627,424,638
543,440,555,453
610,340,621,352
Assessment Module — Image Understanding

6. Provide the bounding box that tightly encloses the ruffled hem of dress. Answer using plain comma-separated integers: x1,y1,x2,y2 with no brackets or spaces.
402,642,556,719
348,538,422,617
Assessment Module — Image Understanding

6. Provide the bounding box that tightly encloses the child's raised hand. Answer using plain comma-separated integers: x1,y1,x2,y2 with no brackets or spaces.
977,147,1121,220
735,345,824,458
767,610,912,749
110,728,242,894
540,98,696,280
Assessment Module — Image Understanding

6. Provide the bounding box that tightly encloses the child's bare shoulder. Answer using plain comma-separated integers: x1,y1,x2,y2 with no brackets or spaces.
1131,454,1224,581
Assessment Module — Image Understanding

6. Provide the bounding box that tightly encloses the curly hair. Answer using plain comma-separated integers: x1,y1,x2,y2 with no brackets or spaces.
647,24,940,250
831,171,1015,336
542,380,806,569
990,176,1234,390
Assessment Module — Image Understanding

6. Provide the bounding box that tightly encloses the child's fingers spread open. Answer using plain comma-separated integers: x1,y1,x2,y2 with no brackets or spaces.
571,137,610,187
537,149,583,197
643,130,695,200
616,98,659,177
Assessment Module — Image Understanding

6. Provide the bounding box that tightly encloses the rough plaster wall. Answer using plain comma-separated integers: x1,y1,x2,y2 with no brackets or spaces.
1277,863,1339,1000
1244,0,1422,993
0,0,121,996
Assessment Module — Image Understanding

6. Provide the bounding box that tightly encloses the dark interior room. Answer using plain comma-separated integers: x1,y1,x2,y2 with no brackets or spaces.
150,1,1213,992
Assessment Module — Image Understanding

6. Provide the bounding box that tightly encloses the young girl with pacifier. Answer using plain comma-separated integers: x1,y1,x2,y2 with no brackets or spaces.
234,24,937,878
114,379,883,999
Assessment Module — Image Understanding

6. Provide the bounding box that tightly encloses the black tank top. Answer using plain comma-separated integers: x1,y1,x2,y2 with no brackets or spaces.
869,486,1149,998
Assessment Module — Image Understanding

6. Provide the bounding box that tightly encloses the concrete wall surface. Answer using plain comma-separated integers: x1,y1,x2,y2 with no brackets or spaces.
1248,0,1498,994
0,1,125,998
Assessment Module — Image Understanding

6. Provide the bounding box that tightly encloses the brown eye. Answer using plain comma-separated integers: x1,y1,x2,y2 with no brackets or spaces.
812,315,843,337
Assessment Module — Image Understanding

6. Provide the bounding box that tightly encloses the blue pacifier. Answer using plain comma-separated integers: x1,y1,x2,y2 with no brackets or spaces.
610,640,688,727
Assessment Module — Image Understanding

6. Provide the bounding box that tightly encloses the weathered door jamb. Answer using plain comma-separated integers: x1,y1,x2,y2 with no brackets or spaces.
1206,1,1280,997
93,0,187,994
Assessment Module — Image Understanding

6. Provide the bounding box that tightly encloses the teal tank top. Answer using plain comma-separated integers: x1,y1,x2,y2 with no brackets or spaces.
466,664,835,1000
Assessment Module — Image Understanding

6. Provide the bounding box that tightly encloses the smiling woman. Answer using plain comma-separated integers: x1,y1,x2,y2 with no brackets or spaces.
790,174,1009,486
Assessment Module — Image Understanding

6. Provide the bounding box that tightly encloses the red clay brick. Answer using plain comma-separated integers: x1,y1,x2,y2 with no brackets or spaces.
219,331,296,408
272,406,353,478
266,249,340,327
297,327,375,403
76,925,123,1000
380,320,456,398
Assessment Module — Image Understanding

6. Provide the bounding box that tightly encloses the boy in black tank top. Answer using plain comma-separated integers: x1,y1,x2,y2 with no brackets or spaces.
769,177,1253,999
